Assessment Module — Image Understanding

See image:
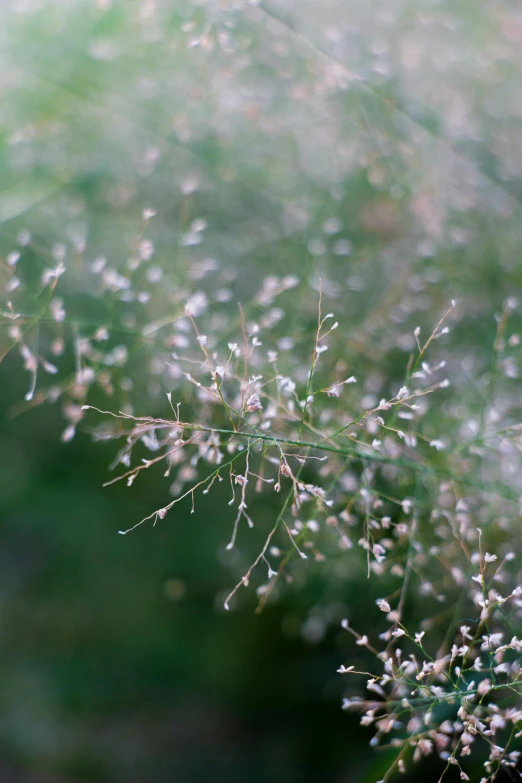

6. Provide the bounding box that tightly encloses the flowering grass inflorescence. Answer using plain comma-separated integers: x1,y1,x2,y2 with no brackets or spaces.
2,1,522,779
4,222,522,779
7,252,516,780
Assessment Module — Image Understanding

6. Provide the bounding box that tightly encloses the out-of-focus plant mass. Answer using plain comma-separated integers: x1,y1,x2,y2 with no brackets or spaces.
2,0,522,781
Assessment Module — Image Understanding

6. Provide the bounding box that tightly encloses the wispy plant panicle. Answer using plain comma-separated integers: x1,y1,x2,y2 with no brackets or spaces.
75,290,522,780
4,204,522,778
